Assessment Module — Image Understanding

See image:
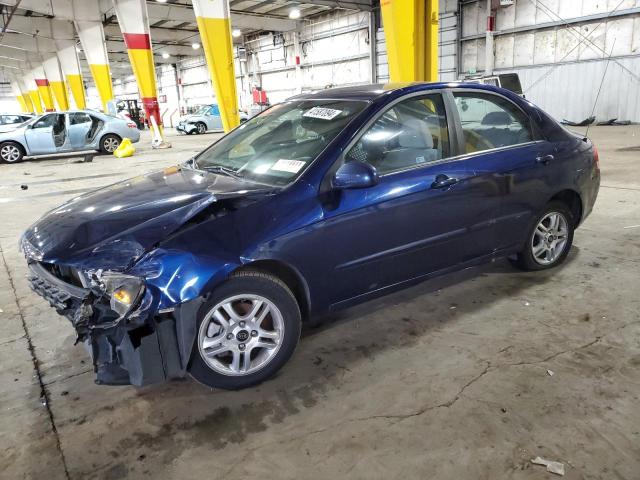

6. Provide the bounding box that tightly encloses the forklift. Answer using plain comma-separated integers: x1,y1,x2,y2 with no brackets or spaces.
116,99,145,129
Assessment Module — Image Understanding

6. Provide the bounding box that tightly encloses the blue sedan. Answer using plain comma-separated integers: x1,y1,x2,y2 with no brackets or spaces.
0,110,141,163
21,83,600,389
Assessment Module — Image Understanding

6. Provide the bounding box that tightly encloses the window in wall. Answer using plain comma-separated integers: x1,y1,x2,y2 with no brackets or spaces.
345,94,450,175
453,92,533,154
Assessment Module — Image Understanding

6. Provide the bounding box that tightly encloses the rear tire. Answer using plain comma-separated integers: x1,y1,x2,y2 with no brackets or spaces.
0,141,24,163
100,134,121,153
512,201,575,271
188,271,301,390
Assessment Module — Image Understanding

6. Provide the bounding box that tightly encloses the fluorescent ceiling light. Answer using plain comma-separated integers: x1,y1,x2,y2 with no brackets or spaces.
289,8,301,19
232,29,241,38
192,42,201,50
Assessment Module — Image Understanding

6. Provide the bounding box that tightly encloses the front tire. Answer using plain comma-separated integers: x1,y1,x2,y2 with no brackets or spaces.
100,134,121,153
0,141,24,163
513,201,575,271
195,122,207,135
188,271,301,390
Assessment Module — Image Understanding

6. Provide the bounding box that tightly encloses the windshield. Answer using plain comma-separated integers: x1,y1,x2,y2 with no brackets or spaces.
194,105,211,115
194,99,367,186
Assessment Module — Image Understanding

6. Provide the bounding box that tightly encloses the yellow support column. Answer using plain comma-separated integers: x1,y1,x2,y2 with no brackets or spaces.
17,79,35,112
25,73,44,114
75,20,114,111
192,0,240,132
380,0,439,82
44,56,70,111
58,43,87,109
29,90,43,113
17,95,28,112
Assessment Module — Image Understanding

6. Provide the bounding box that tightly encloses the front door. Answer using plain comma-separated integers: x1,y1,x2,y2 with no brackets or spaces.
24,114,57,154
309,92,505,306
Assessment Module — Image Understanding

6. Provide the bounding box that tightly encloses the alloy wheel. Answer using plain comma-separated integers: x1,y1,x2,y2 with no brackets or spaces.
198,294,284,376
531,211,569,265
197,123,206,134
1,144,21,162
103,137,120,152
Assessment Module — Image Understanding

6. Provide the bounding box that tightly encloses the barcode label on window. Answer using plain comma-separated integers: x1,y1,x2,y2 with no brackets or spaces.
271,159,307,173
302,107,342,120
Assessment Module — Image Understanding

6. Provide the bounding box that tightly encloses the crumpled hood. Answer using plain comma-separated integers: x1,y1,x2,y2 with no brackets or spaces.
21,166,272,269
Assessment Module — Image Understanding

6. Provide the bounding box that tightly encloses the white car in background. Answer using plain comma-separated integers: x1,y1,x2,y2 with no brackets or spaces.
0,113,34,133
176,104,249,134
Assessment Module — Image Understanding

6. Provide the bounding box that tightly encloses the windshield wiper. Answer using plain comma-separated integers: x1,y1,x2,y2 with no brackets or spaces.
202,165,244,179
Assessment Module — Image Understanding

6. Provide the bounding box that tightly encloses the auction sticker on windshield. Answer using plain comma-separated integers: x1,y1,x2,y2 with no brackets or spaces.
271,159,307,173
303,107,342,120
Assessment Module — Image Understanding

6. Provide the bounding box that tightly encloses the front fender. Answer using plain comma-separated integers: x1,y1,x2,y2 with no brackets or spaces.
129,247,239,310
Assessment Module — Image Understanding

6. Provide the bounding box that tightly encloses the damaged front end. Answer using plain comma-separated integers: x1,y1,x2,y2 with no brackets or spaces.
25,258,192,386
20,167,276,386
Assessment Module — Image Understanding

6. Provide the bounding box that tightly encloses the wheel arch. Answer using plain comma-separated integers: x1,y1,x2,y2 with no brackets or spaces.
101,132,122,143
549,189,583,227
0,139,27,154
233,259,311,321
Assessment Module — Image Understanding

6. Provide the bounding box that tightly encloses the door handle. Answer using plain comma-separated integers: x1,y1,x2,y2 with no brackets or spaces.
536,154,554,165
431,174,458,189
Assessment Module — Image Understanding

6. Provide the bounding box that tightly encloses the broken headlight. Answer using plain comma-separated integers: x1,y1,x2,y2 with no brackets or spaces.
100,273,144,318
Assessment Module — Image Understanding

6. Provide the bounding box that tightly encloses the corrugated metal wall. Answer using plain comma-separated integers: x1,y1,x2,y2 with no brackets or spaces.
460,0,640,121
376,0,460,82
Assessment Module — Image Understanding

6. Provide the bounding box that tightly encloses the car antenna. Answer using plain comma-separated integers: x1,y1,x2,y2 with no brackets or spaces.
586,39,615,138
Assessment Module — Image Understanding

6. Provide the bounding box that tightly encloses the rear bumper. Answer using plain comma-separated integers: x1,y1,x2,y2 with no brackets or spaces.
580,165,600,225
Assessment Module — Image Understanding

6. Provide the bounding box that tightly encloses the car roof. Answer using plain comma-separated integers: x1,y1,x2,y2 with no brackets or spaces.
288,82,511,101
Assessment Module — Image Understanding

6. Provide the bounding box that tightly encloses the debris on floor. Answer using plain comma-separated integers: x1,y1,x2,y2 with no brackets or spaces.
20,184,27,190
547,369,554,376
561,116,595,126
531,456,565,476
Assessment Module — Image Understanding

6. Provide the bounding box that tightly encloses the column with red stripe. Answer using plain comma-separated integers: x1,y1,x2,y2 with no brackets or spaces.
113,0,168,145
33,65,56,112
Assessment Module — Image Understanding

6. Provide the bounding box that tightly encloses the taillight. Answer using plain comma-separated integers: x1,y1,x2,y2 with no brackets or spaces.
593,144,600,170
127,122,137,128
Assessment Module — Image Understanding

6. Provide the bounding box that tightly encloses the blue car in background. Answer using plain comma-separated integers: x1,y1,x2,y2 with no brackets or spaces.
0,110,140,163
21,83,600,389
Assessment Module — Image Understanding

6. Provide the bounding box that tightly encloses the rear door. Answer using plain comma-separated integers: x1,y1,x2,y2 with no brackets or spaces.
24,114,57,154
451,90,553,251
68,112,94,150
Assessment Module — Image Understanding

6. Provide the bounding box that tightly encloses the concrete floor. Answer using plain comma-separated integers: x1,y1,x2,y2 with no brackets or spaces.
1,126,639,480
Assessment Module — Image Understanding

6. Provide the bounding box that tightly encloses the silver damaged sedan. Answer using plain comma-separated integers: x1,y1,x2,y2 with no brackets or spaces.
0,110,141,163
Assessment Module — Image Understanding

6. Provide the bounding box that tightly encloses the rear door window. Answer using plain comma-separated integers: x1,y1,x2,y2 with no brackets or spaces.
453,92,533,154
69,113,92,125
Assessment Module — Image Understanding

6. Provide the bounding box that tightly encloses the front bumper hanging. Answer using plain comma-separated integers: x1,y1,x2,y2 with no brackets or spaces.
27,261,191,386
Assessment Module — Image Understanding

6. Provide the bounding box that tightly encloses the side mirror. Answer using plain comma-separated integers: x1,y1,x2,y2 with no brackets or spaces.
332,161,379,190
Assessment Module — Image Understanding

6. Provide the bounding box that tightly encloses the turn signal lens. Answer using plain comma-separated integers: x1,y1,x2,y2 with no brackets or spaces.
113,288,133,305
100,273,144,318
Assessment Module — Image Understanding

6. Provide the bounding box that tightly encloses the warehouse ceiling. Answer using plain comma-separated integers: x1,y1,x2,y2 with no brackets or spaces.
0,0,374,88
